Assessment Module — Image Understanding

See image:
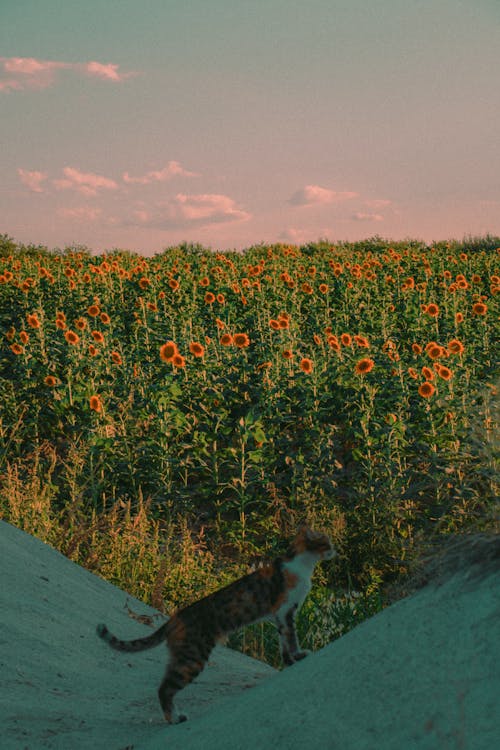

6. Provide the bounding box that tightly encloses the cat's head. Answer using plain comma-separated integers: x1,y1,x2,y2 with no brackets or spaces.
291,526,336,560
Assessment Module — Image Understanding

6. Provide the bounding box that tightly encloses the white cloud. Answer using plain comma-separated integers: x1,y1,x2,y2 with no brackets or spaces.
17,169,48,193
53,167,119,196
288,184,358,207
123,161,199,184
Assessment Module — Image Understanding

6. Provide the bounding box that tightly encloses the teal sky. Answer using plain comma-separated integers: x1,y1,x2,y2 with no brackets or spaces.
1,0,499,253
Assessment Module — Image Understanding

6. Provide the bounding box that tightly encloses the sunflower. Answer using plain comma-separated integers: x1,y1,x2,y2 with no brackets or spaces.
204,292,216,304
89,395,103,412
355,357,375,375
220,333,233,346
448,339,465,355
426,303,439,317
189,341,205,358
437,366,452,381
418,382,435,398
87,304,100,317
300,358,313,373
354,335,369,348
64,330,80,345
472,302,487,315
282,349,293,359
44,375,57,387
160,341,178,362
27,313,41,328
172,353,186,368
92,331,105,344
234,333,250,348
340,333,352,346
111,351,122,365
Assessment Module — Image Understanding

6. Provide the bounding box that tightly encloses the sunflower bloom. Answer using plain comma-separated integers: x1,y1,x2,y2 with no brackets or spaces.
422,366,435,381
89,395,103,413
300,358,313,374
355,357,375,375
427,345,444,360
92,330,105,344
27,313,41,328
204,292,216,304
234,333,250,348
220,333,233,346
472,302,487,315
111,351,122,365
87,304,100,317
328,337,341,352
65,330,80,345
10,343,24,355
189,341,205,358
412,343,422,355
282,348,293,359
269,319,281,330
354,335,369,348
418,381,435,398
437,366,452,381
341,333,352,346
448,339,465,355
19,331,29,344
44,375,57,387
100,312,111,325
172,353,186,368
160,341,178,362
426,303,439,317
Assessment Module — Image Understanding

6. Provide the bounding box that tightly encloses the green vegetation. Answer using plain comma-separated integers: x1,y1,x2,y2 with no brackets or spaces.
0,233,498,665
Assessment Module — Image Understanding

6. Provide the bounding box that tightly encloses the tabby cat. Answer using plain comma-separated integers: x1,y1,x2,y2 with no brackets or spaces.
96,526,335,723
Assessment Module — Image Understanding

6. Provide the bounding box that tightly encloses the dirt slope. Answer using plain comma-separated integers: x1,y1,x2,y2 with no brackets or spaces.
1,520,499,750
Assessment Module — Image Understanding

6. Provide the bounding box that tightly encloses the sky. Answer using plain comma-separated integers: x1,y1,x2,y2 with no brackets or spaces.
1,0,499,255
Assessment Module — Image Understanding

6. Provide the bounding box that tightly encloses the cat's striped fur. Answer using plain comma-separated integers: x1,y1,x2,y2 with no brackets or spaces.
96,526,335,723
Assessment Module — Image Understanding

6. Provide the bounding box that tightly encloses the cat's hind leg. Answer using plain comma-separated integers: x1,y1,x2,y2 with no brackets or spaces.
158,649,210,723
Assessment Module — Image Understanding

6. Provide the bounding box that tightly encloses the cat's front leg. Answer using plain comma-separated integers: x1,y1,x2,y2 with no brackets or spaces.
275,605,309,665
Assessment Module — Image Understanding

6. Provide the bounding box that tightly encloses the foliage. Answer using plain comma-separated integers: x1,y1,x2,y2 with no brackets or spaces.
0,236,498,662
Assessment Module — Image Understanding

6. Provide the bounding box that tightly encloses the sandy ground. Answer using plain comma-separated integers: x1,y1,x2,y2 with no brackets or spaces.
1,520,499,749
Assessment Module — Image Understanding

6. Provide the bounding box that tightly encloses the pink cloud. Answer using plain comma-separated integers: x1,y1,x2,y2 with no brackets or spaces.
130,193,251,229
123,161,199,184
0,56,136,93
53,167,119,196
352,212,384,222
58,207,103,221
288,185,358,206
18,168,48,193
84,61,136,82
364,199,392,209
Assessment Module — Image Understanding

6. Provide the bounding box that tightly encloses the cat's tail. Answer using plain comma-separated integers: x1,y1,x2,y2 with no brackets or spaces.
96,621,170,652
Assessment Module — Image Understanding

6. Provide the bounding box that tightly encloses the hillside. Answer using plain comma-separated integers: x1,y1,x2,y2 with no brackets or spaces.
1,520,499,749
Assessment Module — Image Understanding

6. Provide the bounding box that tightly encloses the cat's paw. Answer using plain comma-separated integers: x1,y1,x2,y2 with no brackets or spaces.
293,649,310,661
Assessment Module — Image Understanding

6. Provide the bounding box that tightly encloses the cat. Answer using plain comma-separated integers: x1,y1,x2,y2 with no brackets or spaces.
96,526,335,723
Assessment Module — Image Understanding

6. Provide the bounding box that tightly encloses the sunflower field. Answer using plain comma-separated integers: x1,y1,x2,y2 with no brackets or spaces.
0,233,498,652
